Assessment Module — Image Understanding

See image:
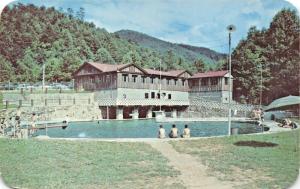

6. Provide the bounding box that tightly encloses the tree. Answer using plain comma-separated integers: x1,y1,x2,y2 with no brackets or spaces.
214,59,226,71
94,47,115,64
194,59,205,72
67,8,74,18
45,57,65,81
121,51,142,66
264,9,300,100
231,9,299,104
76,7,85,21
16,48,41,82
165,50,176,70
0,55,13,82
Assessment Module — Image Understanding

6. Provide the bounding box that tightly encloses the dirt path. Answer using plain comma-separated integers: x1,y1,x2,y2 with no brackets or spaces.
147,141,234,189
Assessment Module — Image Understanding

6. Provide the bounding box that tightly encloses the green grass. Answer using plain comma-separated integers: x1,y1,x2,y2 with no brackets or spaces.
0,91,18,109
170,130,300,189
0,139,183,189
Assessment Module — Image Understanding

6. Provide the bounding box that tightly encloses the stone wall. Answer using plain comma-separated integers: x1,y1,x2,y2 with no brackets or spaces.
183,98,253,118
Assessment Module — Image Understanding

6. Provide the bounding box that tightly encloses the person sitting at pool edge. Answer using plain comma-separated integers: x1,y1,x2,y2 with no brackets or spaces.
169,124,178,138
181,125,190,138
158,125,165,139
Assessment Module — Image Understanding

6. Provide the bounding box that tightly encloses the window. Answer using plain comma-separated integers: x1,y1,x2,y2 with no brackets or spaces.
132,75,137,82
211,78,218,85
106,75,110,83
174,79,177,85
151,92,155,99
168,94,172,99
167,79,170,85
145,93,149,99
151,77,155,84
122,74,128,82
142,76,146,83
201,78,208,86
162,93,166,98
225,78,228,85
157,93,160,99
182,79,185,86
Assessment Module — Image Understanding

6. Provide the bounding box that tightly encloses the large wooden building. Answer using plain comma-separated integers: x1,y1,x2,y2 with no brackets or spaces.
73,62,232,119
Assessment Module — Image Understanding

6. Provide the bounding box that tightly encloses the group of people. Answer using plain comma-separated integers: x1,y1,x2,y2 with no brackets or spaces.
280,118,297,128
252,108,264,121
158,124,190,139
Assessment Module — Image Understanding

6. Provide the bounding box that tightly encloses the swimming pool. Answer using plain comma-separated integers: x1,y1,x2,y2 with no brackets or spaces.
34,119,262,138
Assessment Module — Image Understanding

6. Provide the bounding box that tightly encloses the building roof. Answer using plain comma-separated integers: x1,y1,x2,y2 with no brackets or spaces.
81,62,189,78
264,95,300,111
144,69,182,77
87,62,129,72
167,70,188,77
190,70,229,79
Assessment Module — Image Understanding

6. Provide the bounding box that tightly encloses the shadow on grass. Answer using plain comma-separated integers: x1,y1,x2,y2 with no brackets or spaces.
233,140,278,147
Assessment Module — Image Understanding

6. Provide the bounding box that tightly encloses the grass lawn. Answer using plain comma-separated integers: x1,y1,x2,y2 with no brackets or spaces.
0,139,184,189
170,129,299,189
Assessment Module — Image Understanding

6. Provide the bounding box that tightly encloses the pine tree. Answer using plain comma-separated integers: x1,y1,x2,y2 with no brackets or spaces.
76,7,85,21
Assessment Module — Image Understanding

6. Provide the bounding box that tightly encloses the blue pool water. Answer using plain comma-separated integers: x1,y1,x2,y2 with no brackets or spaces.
35,119,262,138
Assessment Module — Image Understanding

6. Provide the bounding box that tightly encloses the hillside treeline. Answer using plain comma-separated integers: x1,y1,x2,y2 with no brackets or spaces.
0,3,212,82
231,9,299,104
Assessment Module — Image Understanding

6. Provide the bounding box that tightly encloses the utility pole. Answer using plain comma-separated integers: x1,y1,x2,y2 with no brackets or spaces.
259,63,263,109
159,59,162,111
227,25,236,136
42,63,45,91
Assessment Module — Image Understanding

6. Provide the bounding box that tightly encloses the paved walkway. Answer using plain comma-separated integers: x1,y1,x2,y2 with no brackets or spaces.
147,141,234,189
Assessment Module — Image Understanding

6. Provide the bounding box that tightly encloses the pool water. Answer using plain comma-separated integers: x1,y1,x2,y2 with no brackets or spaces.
35,120,262,138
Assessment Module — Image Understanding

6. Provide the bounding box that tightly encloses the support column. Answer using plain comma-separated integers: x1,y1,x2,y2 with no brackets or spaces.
171,109,177,118
116,106,123,120
146,106,153,118
132,107,139,119
106,106,109,120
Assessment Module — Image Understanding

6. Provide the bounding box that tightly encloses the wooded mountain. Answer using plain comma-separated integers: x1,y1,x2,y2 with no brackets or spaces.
115,30,226,65
0,4,225,83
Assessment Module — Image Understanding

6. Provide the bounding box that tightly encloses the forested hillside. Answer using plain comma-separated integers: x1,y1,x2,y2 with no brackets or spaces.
230,9,299,104
115,30,225,66
0,3,222,82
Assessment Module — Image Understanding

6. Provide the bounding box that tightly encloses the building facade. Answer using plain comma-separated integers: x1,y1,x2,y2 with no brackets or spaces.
73,62,232,119
188,70,232,103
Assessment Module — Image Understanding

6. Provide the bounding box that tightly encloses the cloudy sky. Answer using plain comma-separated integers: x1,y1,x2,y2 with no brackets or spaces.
6,0,298,53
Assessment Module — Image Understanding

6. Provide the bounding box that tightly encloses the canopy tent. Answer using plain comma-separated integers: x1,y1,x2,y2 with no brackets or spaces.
264,96,300,111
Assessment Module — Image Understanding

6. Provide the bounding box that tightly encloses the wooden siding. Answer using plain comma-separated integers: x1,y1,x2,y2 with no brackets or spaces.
75,64,102,76
189,77,230,92
117,73,189,91
119,65,144,74
75,73,117,91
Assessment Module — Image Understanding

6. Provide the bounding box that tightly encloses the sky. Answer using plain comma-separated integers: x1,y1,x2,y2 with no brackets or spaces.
2,0,299,53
